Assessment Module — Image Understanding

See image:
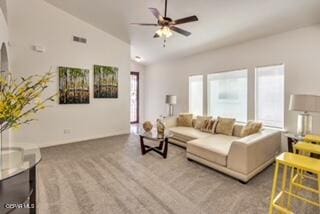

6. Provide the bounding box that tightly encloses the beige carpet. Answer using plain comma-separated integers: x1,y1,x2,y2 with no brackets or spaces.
38,134,318,214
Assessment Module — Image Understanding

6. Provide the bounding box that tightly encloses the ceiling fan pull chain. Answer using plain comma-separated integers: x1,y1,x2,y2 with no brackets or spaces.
163,38,166,48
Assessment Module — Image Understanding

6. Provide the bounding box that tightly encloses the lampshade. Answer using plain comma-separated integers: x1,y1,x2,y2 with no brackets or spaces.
289,94,320,113
165,95,177,105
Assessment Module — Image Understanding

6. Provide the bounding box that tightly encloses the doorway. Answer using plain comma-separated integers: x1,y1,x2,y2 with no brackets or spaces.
130,72,139,124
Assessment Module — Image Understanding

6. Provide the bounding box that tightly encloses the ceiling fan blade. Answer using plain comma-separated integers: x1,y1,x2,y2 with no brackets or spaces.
153,33,160,38
130,23,158,26
170,26,192,36
173,15,198,25
149,8,164,21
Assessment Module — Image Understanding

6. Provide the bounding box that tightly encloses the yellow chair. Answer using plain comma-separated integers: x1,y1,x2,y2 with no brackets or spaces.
294,141,320,156
304,134,320,145
269,152,320,214
293,141,320,192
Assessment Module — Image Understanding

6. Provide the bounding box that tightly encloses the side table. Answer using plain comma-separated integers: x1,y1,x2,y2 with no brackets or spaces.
284,132,304,153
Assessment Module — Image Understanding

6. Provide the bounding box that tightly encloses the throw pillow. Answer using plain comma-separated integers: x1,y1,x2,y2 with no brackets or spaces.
194,116,212,129
192,118,197,128
201,119,217,133
215,117,236,136
240,121,263,137
177,113,193,127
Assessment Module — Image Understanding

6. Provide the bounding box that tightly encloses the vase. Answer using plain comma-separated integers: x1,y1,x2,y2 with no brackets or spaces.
143,121,153,132
0,123,2,152
0,124,3,168
157,118,166,138
0,122,7,162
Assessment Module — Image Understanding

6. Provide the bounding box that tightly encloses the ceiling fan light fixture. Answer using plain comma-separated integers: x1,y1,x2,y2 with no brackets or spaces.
131,0,198,40
156,28,163,37
162,26,173,38
156,26,172,38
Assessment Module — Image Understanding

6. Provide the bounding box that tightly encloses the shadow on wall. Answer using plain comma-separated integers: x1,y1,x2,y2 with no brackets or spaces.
0,0,7,23
0,42,8,72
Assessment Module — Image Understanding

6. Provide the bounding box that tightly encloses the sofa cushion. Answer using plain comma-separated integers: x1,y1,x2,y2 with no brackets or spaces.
240,121,263,137
215,117,236,136
177,114,193,127
192,118,197,128
169,127,211,142
200,119,217,133
232,124,245,137
194,116,212,129
187,135,239,166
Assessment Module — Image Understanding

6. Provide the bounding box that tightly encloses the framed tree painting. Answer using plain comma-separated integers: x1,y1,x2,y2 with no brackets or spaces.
94,65,118,98
59,67,90,104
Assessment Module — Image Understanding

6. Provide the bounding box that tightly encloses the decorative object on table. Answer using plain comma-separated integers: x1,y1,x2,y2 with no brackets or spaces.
156,118,166,138
142,121,153,132
59,67,89,104
165,95,177,116
94,65,118,98
289,94,320,136
0,71,55,151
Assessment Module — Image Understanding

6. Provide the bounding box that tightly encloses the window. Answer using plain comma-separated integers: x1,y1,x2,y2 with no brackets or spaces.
207,70,248,122
255,64,284,128
189,75,203,115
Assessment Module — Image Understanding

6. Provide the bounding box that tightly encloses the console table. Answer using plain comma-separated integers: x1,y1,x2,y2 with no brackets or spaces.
0,145,41,214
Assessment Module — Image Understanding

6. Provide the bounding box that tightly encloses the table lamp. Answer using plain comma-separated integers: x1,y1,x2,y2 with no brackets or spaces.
165,95,177,116
289,94,320,136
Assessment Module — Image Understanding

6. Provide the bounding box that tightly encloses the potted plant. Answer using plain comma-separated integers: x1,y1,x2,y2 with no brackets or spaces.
0,71,55,151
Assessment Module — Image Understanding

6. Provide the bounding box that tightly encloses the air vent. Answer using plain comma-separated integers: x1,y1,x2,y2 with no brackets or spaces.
73,36,87,44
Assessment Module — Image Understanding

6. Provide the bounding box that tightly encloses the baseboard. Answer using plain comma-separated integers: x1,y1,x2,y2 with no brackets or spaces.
38,130,130,148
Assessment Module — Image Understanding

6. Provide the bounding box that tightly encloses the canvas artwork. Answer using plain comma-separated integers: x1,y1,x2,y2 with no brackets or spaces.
59,67,90,104
94,65,118,98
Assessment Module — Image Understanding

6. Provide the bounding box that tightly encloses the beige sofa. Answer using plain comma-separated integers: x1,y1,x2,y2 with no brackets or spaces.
164,117,281,183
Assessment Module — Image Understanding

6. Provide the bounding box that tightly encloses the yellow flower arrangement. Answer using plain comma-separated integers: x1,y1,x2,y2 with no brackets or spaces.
0,72,56,133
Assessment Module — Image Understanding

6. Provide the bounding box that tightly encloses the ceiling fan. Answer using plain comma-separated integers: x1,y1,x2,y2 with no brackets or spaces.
131,0,199,40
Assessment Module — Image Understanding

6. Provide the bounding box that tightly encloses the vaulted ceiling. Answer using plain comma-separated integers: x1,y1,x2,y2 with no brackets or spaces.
44,0,320,65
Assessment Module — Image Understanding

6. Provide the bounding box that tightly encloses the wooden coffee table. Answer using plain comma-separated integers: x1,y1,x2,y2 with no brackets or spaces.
139,130,172,159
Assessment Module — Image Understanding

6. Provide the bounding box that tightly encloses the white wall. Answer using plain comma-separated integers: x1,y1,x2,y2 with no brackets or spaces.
130,61,145,122
0,0,7,23
144,25,320,147
7,0,131,147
